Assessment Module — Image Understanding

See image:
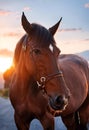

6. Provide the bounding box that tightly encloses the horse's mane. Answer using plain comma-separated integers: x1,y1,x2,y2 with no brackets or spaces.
13,35,26,66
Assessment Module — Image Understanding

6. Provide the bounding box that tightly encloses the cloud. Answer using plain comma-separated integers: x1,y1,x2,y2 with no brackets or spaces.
84,38,89,41
2,32,24,37
0,9,12,16
81,38,89,42
84,3,89,8
0,49,13,57
59,28,82,32
23,6,30,11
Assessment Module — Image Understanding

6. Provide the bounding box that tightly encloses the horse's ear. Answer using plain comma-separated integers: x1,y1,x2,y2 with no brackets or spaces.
21,12,33,34
49,17,62,36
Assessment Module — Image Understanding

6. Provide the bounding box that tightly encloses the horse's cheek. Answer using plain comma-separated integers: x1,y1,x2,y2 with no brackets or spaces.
25,58,36,75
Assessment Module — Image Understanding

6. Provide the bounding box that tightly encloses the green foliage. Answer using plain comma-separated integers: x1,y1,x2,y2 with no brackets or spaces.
0,88,9,98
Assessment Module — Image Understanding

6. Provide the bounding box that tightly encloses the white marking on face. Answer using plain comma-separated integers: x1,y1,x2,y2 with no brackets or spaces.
49,44,53,52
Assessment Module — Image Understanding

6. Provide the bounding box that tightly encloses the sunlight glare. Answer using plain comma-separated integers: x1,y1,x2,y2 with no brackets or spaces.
0,57,13,73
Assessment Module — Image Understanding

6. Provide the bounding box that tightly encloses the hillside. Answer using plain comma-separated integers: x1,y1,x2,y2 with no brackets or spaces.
77,50,89,61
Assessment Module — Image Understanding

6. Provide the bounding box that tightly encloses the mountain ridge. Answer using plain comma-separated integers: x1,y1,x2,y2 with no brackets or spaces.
77,50,89,61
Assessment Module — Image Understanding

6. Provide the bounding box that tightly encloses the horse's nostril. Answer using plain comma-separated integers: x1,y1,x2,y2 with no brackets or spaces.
55,95,64,105
49,95,68,111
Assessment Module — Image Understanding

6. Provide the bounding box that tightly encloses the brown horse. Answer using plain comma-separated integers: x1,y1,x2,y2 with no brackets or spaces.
9,13,70,130
4,13,89,130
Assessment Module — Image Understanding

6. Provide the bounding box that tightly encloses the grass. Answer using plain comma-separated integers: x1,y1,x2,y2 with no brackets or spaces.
0,88,9,98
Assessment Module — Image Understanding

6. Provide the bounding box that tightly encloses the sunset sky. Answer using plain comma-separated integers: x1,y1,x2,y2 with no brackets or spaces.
0,0,89,72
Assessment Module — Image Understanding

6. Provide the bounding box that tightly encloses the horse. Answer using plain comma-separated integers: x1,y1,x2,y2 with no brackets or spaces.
9,12,70,130
4,13,89,130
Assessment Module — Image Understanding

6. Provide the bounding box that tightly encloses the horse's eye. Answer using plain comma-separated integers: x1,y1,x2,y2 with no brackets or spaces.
33,49,41,55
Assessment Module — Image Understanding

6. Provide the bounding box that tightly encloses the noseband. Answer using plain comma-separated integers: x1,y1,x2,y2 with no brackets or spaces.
37,71,63,93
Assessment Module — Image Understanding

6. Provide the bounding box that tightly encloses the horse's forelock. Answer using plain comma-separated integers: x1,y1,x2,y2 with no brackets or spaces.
28,23,55,47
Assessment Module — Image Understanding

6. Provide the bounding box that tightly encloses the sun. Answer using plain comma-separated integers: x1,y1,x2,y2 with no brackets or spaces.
0,56,13,73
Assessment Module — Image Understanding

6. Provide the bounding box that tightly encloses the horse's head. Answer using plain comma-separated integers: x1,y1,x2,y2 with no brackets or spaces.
16,13,70,112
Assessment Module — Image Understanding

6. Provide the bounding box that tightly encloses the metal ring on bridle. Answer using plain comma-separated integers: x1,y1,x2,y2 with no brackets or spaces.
40,77,46,82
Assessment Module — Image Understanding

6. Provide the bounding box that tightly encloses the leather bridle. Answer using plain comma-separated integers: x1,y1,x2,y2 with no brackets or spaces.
36,71,63,93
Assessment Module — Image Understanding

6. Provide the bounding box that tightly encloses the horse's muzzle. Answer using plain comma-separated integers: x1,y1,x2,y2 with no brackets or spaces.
49,95,68,111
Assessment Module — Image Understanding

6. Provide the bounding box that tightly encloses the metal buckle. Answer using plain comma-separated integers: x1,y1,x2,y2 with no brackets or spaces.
40,77,46,83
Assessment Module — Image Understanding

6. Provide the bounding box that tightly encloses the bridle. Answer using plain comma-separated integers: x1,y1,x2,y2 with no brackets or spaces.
36,71,63,93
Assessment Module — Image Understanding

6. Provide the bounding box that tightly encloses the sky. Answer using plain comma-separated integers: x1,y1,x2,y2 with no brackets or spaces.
0,0,89,72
